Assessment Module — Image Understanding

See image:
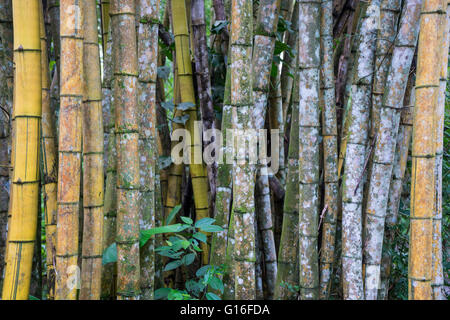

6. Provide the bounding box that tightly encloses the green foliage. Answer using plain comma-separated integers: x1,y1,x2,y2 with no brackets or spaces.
279,281,299,298
153,214,225,300
155,264,225,300
387,197,410,300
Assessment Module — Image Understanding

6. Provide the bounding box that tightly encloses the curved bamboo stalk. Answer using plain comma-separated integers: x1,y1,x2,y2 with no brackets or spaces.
110,0,140,300
280,0,299,122
39,0,58,300
379,72,415,300
431,0,449,300
319,0,339,300
337,0,364,178
370,0,401,141
137,0,160,300
408,0,442,300
341,0,381,300
362,0,421,299
274,76,299,300
171,0,210,265
54,0,84,300
79,0,104,300
230,0,256,300
1,0,41,300
269,0,294,188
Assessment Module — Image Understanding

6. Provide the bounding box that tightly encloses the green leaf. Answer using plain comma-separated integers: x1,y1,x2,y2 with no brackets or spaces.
194,217,215,228
102,242,117,265
211,20,229,34
206,292,221,300
159,156,172,170
181,216,193,225
182,253,196,266
180,239,191,250
196,265,211,277
157,66,171,80
193,232,207,243
198,225,223,233
140,223,189,247
274,40,292,56
168,289,187,300
161,100,174,112
209,277,224,293
186,279,204,297
29,295,40,300
164,259,182,271
172,114,190,125
177,102,195,111
155,287,171,300
166,204,182,225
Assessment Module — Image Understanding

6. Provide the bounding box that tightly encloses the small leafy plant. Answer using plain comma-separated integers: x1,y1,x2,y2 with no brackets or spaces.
102,204,226,300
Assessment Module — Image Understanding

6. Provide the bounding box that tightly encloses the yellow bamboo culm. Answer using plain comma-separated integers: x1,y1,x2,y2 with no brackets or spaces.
39,0,58,300
1,0,42,300
171,0,210,265
408,0,442,300
101,0,110,56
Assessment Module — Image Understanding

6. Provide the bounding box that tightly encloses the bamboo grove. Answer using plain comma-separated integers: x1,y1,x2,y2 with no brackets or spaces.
0,0,448,300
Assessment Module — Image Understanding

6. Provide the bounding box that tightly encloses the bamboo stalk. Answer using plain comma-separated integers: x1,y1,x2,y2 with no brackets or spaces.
0,0,13,292
319,0,339,300
269,0,295,187
362,0,421,299
191,0,217,218
38,0,58,300
408,0,442,300
280,0,299,122
370,0,401,141
230,0,256,300
379,72,415,300
172,0,210,265
251,0,281,300
101,0,110,57
54,0,84,300
1,0,42,300
337,0,364,178
209,48,233,298
274,75,299,300
47,0,60,79
79,0,104,300
431,0,449,300
137,0,160,300
341,0,381,300
297,0,321,300
101,21,117,300
110,0,140,300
